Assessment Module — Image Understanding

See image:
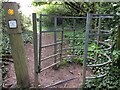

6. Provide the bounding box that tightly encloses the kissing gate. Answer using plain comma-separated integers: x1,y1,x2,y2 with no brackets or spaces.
32,13,114,88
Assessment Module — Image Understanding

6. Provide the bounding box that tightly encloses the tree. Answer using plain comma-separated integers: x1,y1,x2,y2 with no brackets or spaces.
33,1,120,64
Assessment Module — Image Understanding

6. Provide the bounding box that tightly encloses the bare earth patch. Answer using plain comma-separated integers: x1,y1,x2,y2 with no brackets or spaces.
4,33,90,88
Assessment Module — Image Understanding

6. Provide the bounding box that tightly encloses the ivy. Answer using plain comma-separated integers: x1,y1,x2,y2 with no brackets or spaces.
64,22,119,89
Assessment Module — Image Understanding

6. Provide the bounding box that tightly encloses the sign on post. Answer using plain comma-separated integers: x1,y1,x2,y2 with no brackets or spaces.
3,2,22,34
3,2,30,89
8,19,17,29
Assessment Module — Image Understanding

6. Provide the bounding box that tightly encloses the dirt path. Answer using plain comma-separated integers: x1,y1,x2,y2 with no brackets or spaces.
4,33,90,88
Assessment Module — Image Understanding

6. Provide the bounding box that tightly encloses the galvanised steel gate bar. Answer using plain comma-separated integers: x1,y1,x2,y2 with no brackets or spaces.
54,16,57,68
32,13,39,87
60,18,64,62
73,19,76,59
83,13,91,88
39,14,42,73
82,13,114,88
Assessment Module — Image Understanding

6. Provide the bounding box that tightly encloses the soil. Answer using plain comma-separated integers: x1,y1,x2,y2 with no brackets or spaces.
4,33,90,88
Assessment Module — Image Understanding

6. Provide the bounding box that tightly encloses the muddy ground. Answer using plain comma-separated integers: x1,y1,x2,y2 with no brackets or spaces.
4,33,90,88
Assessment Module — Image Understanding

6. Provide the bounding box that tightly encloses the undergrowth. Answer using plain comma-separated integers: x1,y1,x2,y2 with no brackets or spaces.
84,62,120,89
2,30,33,54
63,25,120,89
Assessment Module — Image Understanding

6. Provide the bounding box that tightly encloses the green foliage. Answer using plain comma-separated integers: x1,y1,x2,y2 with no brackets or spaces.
20,13,32,31
35,4,70,27
85,64,120,89
37,4,69,15
74,57,83,65
58,58,69,68
64,29,85,65
112,50,120,60
22,30,33,44
64,31,108,65
63,20,119,89
20,13,33,44
33,2,120,31
2,30,33,54
2,32,11,53
84,49,120,89
33,2,119,89
33,2,120,16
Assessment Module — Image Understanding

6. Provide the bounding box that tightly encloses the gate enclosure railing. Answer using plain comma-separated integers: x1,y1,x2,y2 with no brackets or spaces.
32,13,114,88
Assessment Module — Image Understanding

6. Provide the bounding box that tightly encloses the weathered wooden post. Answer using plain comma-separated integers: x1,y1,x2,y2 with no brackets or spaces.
2,2,30,89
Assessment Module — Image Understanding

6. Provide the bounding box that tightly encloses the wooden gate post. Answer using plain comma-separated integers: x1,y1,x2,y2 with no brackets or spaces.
2,2,30,88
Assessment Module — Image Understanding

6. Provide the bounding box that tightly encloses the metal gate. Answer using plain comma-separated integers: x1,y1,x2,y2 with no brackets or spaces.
32,13,114,88
83,14,114,87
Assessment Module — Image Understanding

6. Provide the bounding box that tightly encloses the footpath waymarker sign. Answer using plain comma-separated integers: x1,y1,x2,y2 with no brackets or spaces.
3,2,30,89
